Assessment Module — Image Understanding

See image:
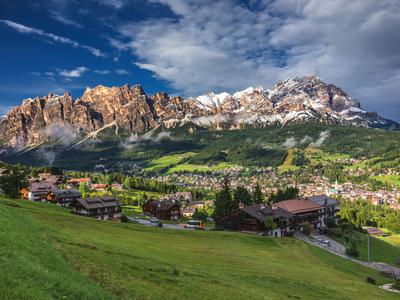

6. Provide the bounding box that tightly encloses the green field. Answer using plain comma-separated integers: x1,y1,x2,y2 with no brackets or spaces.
305,148,351,164
377,234,400,248
1,196,399,299
166,161,237,174
371,175,400,188
145,152,196,171
278,148,300,173
334,232,400,267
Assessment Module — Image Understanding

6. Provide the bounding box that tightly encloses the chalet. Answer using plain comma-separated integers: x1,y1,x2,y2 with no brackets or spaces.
111,183,124,190
142,200,181,220
47,189,81,207
182,206,196,217
71,196,122,220
27,182,57,201
38,173,61,185
215,203,295,237
276,198,324,230
67,178,91,187
309,195,339,227
91,183,108,191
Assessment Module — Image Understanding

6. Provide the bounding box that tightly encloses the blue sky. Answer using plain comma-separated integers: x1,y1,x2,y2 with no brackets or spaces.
0,0,399,121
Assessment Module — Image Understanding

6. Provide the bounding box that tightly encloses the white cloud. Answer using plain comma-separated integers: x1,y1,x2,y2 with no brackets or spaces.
58,67,89,78
0,19,105,57
94,69,111,75
49,11,83,28
97,0,125,9
114,0,400,121
115,69,131,75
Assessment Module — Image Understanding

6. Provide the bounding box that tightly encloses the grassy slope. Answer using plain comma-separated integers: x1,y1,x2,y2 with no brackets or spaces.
1,196,399,299
335,232,400,267
145,152,196,172
278,148,300,173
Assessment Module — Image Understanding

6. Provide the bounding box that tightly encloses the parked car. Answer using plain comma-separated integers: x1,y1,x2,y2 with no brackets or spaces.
149,217,159,223
185,220,204,230
323,240,331,247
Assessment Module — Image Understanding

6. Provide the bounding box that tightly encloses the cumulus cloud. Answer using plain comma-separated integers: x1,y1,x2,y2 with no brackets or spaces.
0,19,105,57
310,130,330,147
283,137,297,148
113,0,400,121
120,130,176,150
58,67,89,78
35,124,80,164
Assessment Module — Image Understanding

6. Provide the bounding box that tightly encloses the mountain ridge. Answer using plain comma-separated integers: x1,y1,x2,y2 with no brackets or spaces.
0,75,398,149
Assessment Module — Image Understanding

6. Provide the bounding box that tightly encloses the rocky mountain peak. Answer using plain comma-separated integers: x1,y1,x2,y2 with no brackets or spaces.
0,76,397,149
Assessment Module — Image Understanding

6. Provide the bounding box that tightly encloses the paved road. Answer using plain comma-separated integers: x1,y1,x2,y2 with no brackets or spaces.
294,233,400,278
310,234,346,254
127,217,209,231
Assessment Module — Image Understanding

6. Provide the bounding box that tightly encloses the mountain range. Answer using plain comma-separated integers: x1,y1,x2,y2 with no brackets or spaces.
0,75,398,150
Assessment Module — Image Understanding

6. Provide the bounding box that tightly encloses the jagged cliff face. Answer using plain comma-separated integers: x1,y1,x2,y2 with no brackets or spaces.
0,76,397,148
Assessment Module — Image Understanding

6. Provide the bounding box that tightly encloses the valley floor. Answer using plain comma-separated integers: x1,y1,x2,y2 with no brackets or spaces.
0,196,399,300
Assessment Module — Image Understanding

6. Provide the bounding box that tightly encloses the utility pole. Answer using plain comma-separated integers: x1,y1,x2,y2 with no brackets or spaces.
367,235,370,262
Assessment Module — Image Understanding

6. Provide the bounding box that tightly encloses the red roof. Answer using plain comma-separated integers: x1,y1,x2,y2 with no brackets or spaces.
276,198,322,213
68,178,91,184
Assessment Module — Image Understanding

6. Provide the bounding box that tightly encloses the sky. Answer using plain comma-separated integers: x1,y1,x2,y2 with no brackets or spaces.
0,0,399,121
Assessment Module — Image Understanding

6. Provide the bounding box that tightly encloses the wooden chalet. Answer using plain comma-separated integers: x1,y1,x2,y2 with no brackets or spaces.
216,203,295,237
308,195,339,227
27,181,57,201
276,198,324,230
47,189,81,207
142,200,181,220
71,196,122,220
67,178,91,187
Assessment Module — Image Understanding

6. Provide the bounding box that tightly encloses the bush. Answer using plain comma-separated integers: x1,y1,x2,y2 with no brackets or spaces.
302,222,312,235
345,247,359,258
393,282,400,291
329,227,343,237
366,277,376,284
325,217,337,229
120,215,130,223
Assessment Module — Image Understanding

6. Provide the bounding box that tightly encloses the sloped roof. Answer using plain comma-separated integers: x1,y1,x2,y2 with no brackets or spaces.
75,197,121,209
276,198,322,213
242,204,295,222
53,189,81,199
309,195,338,207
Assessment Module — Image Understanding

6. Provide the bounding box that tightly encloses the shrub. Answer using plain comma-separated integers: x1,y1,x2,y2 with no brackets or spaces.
345,247,359,258
302,222,312,235
392,282,400,291
120,215,130,223
366,277,376,284
329,227,343,237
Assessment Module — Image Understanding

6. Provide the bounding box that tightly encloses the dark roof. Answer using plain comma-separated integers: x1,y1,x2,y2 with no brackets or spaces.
309,195,338,207
29,181,56,193
156,200,180,212
242,204,295,222
75,197,121,209
53,189,81,199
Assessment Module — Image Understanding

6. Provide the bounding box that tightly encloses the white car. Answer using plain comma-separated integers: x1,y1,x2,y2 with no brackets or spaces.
185,220,204,230
149,217,159,223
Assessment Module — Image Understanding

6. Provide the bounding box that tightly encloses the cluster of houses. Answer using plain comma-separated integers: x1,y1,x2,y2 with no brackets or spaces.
216,195,339,237
142,191,212,220
21,173,122,220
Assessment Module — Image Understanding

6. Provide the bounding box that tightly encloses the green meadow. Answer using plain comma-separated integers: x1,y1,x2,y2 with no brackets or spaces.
1,196,399,299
